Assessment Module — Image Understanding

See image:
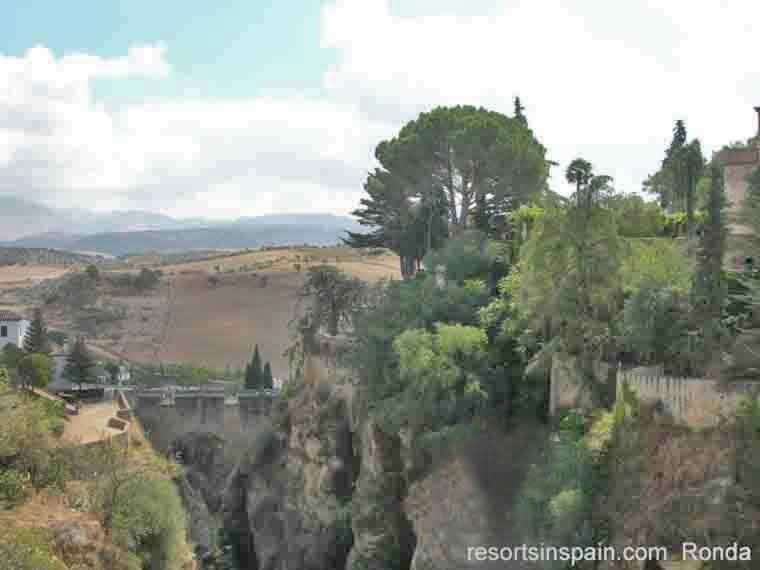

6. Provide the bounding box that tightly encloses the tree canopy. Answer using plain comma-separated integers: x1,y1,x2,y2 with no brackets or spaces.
643,120,705,239
63,336,95,391
300,265,364,336
346,105,550,278
23,309,49,355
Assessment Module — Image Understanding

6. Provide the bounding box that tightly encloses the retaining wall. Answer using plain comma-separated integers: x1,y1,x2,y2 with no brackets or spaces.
617,370,760,428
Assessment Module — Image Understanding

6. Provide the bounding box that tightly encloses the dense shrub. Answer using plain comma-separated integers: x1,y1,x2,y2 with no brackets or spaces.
423,230,495,283
621,280,690,365
608,193,665,238
514,412,615,568
109,475,189,570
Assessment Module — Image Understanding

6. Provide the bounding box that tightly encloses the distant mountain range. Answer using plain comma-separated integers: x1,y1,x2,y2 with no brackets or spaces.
0,196,363,256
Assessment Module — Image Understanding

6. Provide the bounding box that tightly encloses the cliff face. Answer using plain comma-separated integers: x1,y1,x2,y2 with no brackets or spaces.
403,426,537,570
222,383,355,570
219,371,542,570
171,432,230,559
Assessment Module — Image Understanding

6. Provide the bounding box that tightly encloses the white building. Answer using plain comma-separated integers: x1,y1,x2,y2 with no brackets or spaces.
117,364,131,384
0,310,29,349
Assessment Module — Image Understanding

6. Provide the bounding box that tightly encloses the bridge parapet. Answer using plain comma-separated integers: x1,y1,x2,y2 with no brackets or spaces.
174,392,225,433
134,385,276,440
238,390,276,431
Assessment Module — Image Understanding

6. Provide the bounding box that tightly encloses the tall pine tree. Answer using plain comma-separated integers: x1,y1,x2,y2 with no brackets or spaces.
245,345,263,389
262,362,273,390
23,308,49,354
692,161,727,375
514,96,527,127
64,336,95,392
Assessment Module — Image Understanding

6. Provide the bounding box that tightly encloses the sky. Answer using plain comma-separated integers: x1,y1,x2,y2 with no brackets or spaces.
1,0,759,219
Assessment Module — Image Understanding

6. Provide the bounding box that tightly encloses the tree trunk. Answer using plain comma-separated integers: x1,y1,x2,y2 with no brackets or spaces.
446,146,458,226
399,256,416,280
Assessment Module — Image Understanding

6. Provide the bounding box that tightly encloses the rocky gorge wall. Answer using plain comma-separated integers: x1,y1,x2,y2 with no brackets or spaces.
216,334,542,570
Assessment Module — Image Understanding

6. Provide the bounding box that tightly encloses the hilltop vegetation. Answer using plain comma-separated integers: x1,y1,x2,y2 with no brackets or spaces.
0,384,194,569
257,106,760,569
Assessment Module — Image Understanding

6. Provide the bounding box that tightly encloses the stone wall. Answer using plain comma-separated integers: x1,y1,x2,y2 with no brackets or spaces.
135,388,275,442
717,146,760,271
617,370,760,428
238,392,273,431
549,353,613,416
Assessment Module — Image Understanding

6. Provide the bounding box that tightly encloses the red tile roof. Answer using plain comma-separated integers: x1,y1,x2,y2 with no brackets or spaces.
0,310,24,321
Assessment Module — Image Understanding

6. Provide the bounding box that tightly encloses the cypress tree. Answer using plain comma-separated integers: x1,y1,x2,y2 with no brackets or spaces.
692,161,727,374
244,362,252,388
262,362,273,389
514,96,527,127
23,308,49,355
246,345,263,389
64,336,94,392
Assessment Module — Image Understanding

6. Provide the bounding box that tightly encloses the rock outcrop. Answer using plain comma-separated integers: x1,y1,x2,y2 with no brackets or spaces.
222,382,355,570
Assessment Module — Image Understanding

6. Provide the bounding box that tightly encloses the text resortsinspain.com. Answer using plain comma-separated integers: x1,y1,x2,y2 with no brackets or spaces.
466,543,752,566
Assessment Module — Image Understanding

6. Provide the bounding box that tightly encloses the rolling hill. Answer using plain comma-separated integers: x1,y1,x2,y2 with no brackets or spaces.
0,195,363,255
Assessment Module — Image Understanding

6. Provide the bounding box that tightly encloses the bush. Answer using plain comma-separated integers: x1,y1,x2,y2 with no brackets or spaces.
0,469,32,507
621,280,690,366
0,527,68,570
0,366,8,392
109,475,189,570
0,395,71,490
609,194,665,238
423,231,494,283
18,353,53,389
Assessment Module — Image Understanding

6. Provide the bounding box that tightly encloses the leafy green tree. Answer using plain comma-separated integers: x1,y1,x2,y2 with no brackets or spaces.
300,265,364,336
134,268,160,291
622,280,690,365
518,159,622,371
262,362,274,390
345,166,447,279
85,264,100,282
23,309,49,355
63,337,95,392
643,120,704,240
391,323,489,432
346,105,549,276
607,193,665,237
18,353,52,389
1,343,23,370
105,361,120,384
564,158,617,325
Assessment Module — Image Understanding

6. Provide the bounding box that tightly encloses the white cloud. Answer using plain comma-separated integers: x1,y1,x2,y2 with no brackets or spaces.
321,0,760,194
0,44,393,217
1,1,759,219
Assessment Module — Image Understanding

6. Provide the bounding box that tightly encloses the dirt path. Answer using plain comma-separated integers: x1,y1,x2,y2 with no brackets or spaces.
62,401,122,445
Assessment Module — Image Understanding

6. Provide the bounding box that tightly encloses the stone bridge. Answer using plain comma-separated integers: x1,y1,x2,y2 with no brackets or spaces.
132,384,276,448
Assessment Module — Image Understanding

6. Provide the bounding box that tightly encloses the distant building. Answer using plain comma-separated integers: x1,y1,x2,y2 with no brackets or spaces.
0,310,30,349
717,106,760,272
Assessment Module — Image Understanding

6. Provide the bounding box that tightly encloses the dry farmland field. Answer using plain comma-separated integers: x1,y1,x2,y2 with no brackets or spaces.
1,246,401,377
151,247,400,376
0,264,71,291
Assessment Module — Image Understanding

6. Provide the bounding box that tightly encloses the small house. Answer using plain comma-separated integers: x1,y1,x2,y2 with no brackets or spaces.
0,310,30,349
